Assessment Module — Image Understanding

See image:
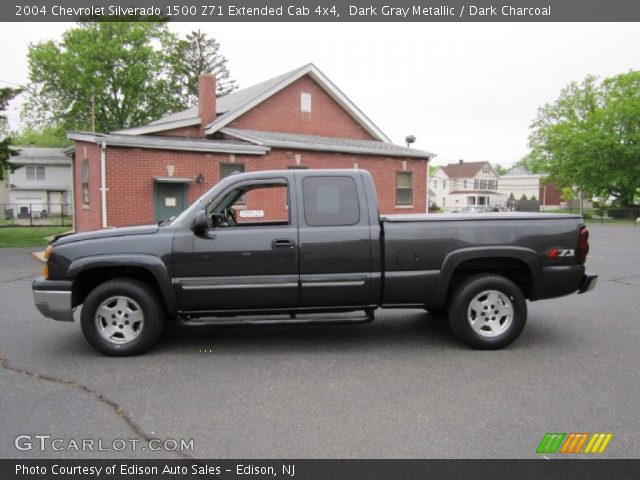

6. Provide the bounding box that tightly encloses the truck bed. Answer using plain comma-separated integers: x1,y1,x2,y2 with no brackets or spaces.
382,212,582,222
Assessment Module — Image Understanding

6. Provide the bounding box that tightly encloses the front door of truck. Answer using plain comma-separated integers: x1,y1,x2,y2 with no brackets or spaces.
295,173,374,308
172,178,299,312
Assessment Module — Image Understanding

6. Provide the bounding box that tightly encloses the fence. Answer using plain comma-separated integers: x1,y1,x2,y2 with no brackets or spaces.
433,205,639,225
0,203,73,227
540,206,640,225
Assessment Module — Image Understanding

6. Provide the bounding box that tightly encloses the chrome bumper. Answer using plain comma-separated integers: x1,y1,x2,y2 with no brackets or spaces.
33,289,74,322
578,273,598,294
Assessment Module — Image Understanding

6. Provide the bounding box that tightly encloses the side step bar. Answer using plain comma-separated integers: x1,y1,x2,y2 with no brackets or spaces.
179,310,375,327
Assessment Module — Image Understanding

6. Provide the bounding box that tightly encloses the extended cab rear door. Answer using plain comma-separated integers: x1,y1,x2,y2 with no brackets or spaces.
295,171,375,308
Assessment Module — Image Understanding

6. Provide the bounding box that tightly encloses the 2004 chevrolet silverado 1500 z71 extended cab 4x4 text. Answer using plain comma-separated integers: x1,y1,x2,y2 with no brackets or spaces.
32,169,597,355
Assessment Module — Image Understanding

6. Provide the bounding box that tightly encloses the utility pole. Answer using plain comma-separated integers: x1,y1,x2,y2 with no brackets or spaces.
91,93,96,133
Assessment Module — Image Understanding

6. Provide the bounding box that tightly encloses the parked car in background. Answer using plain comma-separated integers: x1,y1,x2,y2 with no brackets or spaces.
461,206,490,213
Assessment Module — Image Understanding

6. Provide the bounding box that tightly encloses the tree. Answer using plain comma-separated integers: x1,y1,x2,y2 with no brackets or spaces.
493,164,508,176
167,29,237,105
525,71,640,206
13,126,70,147
22,23,237,133
0,87,22,180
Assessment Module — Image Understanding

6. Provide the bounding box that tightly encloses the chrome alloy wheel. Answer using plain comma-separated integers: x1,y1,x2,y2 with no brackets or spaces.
467,289,514,337
95,296,144,345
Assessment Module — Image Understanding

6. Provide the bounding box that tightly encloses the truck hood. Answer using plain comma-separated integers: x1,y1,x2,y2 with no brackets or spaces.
52,225,159,245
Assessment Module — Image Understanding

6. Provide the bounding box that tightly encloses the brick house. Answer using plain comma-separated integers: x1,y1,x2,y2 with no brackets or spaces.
69,64,434,232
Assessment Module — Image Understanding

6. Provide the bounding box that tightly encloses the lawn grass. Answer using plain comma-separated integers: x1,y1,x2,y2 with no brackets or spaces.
0,226,70,248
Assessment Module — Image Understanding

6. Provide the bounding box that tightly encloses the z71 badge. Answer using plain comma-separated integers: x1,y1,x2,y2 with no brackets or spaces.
547,248,575,258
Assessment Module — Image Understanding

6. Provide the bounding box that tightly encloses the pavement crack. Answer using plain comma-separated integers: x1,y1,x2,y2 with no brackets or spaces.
611,276,640,288
0,353,195,460
0,273,36,284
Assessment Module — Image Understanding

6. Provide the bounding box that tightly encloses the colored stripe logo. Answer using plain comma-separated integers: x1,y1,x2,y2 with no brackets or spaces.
537,433,612,454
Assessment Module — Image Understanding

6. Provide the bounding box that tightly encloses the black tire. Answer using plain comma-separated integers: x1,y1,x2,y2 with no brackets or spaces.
80,279,165,356
447,274,527,349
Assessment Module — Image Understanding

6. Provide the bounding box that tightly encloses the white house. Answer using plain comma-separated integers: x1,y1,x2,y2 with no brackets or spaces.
431,160,504,210
8,147,73,217
497,165,541,202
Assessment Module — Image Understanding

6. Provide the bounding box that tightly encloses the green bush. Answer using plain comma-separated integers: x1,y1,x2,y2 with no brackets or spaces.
608,207,640,219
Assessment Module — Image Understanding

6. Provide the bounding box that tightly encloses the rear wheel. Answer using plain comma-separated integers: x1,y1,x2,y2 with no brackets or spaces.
447,274,527,349
80,279,164,356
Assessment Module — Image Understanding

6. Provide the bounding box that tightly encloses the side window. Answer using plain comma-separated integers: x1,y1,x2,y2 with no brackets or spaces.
81,160,90,205
209,182,290,227
303,176,360,227
220,163,245,204
235,184,289,225
396,171,413,206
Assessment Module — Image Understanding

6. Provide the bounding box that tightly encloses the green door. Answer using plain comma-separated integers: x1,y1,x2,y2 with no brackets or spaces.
154,182,186,222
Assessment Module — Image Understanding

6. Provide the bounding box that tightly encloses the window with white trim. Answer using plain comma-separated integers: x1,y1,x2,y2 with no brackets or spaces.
26,165,45,180
81,160,89,205
396,172,413,206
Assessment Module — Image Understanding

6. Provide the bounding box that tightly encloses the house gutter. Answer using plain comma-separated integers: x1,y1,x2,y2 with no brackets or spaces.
100,142,107,228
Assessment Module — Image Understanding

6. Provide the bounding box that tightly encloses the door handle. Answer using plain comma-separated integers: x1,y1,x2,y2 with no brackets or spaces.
272,239,295,249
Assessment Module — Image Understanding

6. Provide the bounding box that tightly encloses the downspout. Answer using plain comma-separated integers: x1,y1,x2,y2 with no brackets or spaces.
70,150,76,232
100,141,108,228
425,157,431,214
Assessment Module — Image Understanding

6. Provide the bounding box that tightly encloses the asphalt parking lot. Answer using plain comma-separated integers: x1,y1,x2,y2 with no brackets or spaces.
1,224,639,459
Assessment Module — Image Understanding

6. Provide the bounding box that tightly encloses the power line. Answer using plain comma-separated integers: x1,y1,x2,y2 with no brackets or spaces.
0,79,25,88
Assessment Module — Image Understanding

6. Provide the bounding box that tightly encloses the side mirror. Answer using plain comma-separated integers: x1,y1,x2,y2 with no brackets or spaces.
190,210,208,233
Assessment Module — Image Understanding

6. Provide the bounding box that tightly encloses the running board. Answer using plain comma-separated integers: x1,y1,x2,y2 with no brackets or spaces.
179,310,375,327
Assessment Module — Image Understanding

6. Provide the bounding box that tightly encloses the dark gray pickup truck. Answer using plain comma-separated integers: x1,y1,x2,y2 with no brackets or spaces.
33,169,596,355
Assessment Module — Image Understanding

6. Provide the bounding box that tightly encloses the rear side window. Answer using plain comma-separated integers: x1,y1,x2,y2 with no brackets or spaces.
302,176,360,226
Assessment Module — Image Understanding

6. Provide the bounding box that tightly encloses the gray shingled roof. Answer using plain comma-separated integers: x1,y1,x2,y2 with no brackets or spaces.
504,165,534,176
222,128,434,159
67,132,268,155
9,146,70,165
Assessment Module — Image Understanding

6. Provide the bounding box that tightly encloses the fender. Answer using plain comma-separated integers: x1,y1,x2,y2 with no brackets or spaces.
67,254,177,312
438,246,542,302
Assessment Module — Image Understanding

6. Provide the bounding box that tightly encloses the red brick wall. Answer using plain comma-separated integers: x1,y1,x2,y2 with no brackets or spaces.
540,182,563,206
74,145,427,231
151,125,201,138
73,142,103,232
228,76,375,140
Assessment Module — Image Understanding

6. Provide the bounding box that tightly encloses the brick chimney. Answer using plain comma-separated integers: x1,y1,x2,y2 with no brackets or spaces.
198,73,216,134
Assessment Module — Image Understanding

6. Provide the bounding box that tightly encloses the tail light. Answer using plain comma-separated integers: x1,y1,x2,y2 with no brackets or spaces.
578,226,589,264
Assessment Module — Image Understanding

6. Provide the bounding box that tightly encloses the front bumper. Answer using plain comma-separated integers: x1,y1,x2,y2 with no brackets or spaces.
578,273,598,294
32,278,74,322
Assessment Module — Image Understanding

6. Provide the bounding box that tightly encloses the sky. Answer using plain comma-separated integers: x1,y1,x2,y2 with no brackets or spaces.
1,22,639,167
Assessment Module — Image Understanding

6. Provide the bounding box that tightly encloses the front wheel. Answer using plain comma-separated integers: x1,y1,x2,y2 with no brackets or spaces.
80,279,165,356
447,274,527,349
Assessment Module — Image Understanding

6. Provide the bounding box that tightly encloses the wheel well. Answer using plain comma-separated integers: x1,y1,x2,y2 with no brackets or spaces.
72,267,166,311
447,257,534,300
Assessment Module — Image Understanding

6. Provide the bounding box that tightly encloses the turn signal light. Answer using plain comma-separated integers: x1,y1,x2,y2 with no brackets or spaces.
43,245,52,278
